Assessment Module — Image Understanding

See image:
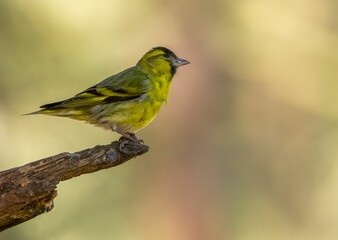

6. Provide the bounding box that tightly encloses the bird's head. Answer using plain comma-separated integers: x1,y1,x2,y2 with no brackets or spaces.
137,47,190,76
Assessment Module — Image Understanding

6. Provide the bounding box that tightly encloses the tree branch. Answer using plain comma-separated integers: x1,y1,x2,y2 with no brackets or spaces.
0,139,149,232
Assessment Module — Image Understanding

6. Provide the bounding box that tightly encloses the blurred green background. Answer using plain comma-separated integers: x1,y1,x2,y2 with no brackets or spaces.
1,0,338,239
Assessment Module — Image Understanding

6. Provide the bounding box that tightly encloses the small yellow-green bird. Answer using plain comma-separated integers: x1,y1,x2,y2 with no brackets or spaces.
27,47,190,140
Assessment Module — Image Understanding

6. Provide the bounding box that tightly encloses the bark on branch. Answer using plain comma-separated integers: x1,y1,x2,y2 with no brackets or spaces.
0,140,149,232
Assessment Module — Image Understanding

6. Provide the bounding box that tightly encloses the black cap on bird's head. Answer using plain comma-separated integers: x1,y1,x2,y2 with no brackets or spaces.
138,46,190,75
153,46,190,68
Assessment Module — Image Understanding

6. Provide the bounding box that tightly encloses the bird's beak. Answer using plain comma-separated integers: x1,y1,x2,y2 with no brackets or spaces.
173,57,190,67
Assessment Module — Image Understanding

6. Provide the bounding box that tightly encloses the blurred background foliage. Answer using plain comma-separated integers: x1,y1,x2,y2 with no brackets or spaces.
1,0,338,239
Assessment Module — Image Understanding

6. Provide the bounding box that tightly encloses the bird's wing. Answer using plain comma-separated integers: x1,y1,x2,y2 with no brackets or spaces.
40,66,149,109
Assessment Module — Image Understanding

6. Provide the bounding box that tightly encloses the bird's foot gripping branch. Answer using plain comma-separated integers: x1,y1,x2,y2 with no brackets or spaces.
117,133,145,154
0,139,149,232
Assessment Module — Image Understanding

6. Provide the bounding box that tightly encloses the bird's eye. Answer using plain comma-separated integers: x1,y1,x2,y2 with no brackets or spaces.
163,53,170,58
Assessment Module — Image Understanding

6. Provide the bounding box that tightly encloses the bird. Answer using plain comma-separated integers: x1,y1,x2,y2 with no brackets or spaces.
26,47,190,141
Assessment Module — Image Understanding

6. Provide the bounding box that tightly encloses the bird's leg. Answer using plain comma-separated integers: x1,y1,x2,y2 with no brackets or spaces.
110,125,143,152
119,132,139,142
117,132,144,154
119,132,144,144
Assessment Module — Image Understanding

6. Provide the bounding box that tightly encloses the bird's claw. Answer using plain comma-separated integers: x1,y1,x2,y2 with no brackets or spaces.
118,132,144,154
